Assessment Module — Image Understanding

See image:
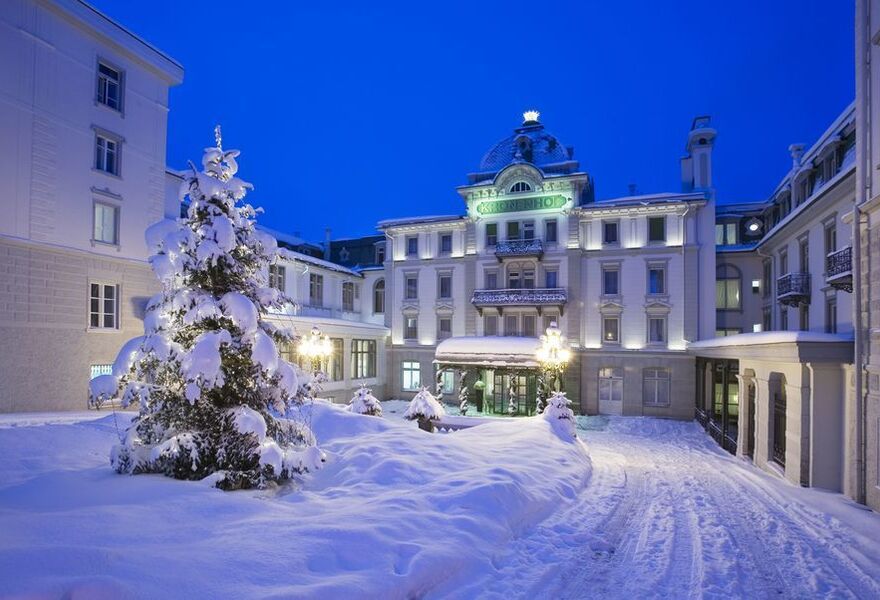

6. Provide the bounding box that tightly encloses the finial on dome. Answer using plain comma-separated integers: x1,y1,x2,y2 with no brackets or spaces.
214,125,222,151
522,110,540,125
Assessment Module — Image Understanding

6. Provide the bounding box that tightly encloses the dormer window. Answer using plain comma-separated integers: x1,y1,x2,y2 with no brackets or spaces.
510,181,532,193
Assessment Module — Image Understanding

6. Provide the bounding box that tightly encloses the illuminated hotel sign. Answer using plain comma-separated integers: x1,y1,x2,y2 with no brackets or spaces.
475,195,567,215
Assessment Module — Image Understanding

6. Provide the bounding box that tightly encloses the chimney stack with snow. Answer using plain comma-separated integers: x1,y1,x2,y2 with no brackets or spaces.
323,228,331,261
788,143,805,169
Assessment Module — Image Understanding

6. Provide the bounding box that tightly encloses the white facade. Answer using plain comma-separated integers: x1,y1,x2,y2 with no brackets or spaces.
0,0,182,411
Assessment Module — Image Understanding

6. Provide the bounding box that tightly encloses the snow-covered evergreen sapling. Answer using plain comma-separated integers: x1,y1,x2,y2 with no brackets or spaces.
543,391,576,440
458,372,469,416
403,386,446,432
507,381,518,416
89,128,323,490
349,385,382,416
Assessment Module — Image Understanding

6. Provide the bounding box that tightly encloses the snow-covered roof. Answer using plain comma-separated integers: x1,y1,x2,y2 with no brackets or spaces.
689,331,853,349
688,331,854,363
435,336,541,368
377,215,465,229
266,313,389,334
277,248,363,277
589,191,707,208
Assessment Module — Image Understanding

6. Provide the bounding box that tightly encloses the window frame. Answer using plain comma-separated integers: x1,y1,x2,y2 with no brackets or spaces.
643,368,671,407
342,281,355,312
647,263,666,295
439,232,453,256
602,316,620,345
647,316,667,344
545,219,558,244
88,281,119,330
404,274,418,300
602,266,620,296
373,279,385,314
309,273,324,307
648,216,666,243
406,235,419,257
268,264,286,292
402,361,421,391
94,130,121,176
92,200,120,246
437,273,453,299
598,367,623,404
351,339,377,379
404,315,419,341
485,223,498,247
437,316,453,340
484,314,498,336
602,220,619,245
96,59,123,112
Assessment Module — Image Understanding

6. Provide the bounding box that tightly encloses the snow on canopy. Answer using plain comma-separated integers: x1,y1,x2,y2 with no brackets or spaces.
403,387,446,421
88,129,322,490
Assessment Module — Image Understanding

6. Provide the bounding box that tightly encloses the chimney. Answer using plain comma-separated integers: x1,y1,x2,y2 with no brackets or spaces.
323,228,331,261
788,143,805,169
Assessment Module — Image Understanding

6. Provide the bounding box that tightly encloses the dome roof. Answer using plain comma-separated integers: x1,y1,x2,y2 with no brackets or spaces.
477,111,575,175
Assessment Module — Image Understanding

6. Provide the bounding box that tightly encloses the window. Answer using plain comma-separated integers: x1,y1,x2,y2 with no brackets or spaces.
269,265,286,292
648,316,666,344
402,361,421,391
647,264,665,295
824,221,837,258
93,201,119,245
404,316,418,340
510,181,532,193
485,315,498,335
762,260,772,298
716,328,741,337
799,238,810,274
373,279,385,313
545,219,558,243
438,274,452,299
825,296,838,334
342,281,355,312
439,233,453,255
89,283,118,329
545,269,558,289
648,216,666,243
440,370,454,394
96,62,122,111
780,307,789,331
716,264,741,310
438,317,452,340
715,222,737,246
508,269,521,289
95,134,119,175
779,249,788,275
406,235,418,257
507,221,520,240
375,244,386,264
351,339,376,379
522,315,537,337
762,306,772,332
405,275,418,300
602,267,619,296
523,269,535,289
504,315,518,336
643,368,670,407
522,221,535,240
603,221,619,245
309,273,323,306
90,364,113,379
602,317,620,344
799,304,809,331
598,367,623,404
486,223,498,247
485,271,498,290
329,338,344,381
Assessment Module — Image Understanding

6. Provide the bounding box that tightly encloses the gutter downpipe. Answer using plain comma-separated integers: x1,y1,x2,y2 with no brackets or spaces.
854,0,869,505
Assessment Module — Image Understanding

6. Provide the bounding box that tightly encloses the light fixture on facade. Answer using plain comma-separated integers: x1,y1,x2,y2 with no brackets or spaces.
523,110,540,124
536,321,572,408
299,325,332,373
746,217,763,234
752,279,761,293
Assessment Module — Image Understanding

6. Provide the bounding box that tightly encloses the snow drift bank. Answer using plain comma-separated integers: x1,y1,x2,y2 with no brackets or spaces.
0,404,591,599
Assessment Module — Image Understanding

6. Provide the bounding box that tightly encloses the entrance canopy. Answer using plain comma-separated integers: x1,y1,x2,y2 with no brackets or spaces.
435,336,541,369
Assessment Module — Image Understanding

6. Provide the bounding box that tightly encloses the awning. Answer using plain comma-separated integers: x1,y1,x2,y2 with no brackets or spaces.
435,336,541,368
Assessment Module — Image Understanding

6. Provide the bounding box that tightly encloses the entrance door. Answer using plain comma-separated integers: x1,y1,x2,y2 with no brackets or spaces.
598,367,623,415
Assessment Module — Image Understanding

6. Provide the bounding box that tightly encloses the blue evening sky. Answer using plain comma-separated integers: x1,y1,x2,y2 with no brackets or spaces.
90,0,854,240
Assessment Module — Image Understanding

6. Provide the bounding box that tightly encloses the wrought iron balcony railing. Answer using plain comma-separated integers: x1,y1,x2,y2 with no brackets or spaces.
825,246,853,293
471,287,567,308
494,238,544,259
776,272,810,307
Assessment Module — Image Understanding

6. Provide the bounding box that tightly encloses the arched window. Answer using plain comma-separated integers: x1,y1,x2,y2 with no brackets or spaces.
716,264,742,310
373,279,385,314
509,181,532,193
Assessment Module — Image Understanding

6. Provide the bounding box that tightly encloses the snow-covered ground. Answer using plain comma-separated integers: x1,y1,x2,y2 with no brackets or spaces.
0,406,879,599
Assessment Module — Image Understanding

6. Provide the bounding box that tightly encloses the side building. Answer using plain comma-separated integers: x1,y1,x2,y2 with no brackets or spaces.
0,0,183,411
380,112,716,418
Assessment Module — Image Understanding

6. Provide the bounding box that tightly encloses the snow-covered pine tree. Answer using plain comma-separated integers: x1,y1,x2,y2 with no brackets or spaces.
507,381,518,416
458,372,469,416
349,385,382,416
404,386,446,432
89,128,323,490
543,391,576,440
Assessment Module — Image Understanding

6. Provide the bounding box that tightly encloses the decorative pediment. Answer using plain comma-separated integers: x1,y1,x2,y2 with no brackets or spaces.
645,297,672,314
435,300,454,313
401,302,419,314
495,164,543,194
598,300,624,315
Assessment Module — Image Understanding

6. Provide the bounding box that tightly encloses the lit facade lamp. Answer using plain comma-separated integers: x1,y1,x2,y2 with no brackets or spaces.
536,321,571,411
298,326,332,398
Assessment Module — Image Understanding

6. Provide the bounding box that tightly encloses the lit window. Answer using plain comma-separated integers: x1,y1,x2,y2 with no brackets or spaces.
351,339,376,379
510,181,532,193
440,370,454,394
402,361,421,391
95,134,119,175
89,283,118,329
96,62,122,111
602,317,620,344
715,222,738,246
329,338,344,381
716,264,741,310
93,202,119,245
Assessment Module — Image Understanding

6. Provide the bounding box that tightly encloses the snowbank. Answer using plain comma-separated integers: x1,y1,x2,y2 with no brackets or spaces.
0,404,591,599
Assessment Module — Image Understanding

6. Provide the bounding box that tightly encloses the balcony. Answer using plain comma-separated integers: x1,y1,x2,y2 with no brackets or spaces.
777,273,811,307
494,238,544,260
826,246,853,293
471,287,567,314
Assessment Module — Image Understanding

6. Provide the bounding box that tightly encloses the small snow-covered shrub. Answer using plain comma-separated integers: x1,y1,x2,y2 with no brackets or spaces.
542,391,576,440
404,387,445,432
349,385,382,416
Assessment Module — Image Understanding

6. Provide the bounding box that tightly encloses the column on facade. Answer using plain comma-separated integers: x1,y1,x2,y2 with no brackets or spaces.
783,366,812,487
